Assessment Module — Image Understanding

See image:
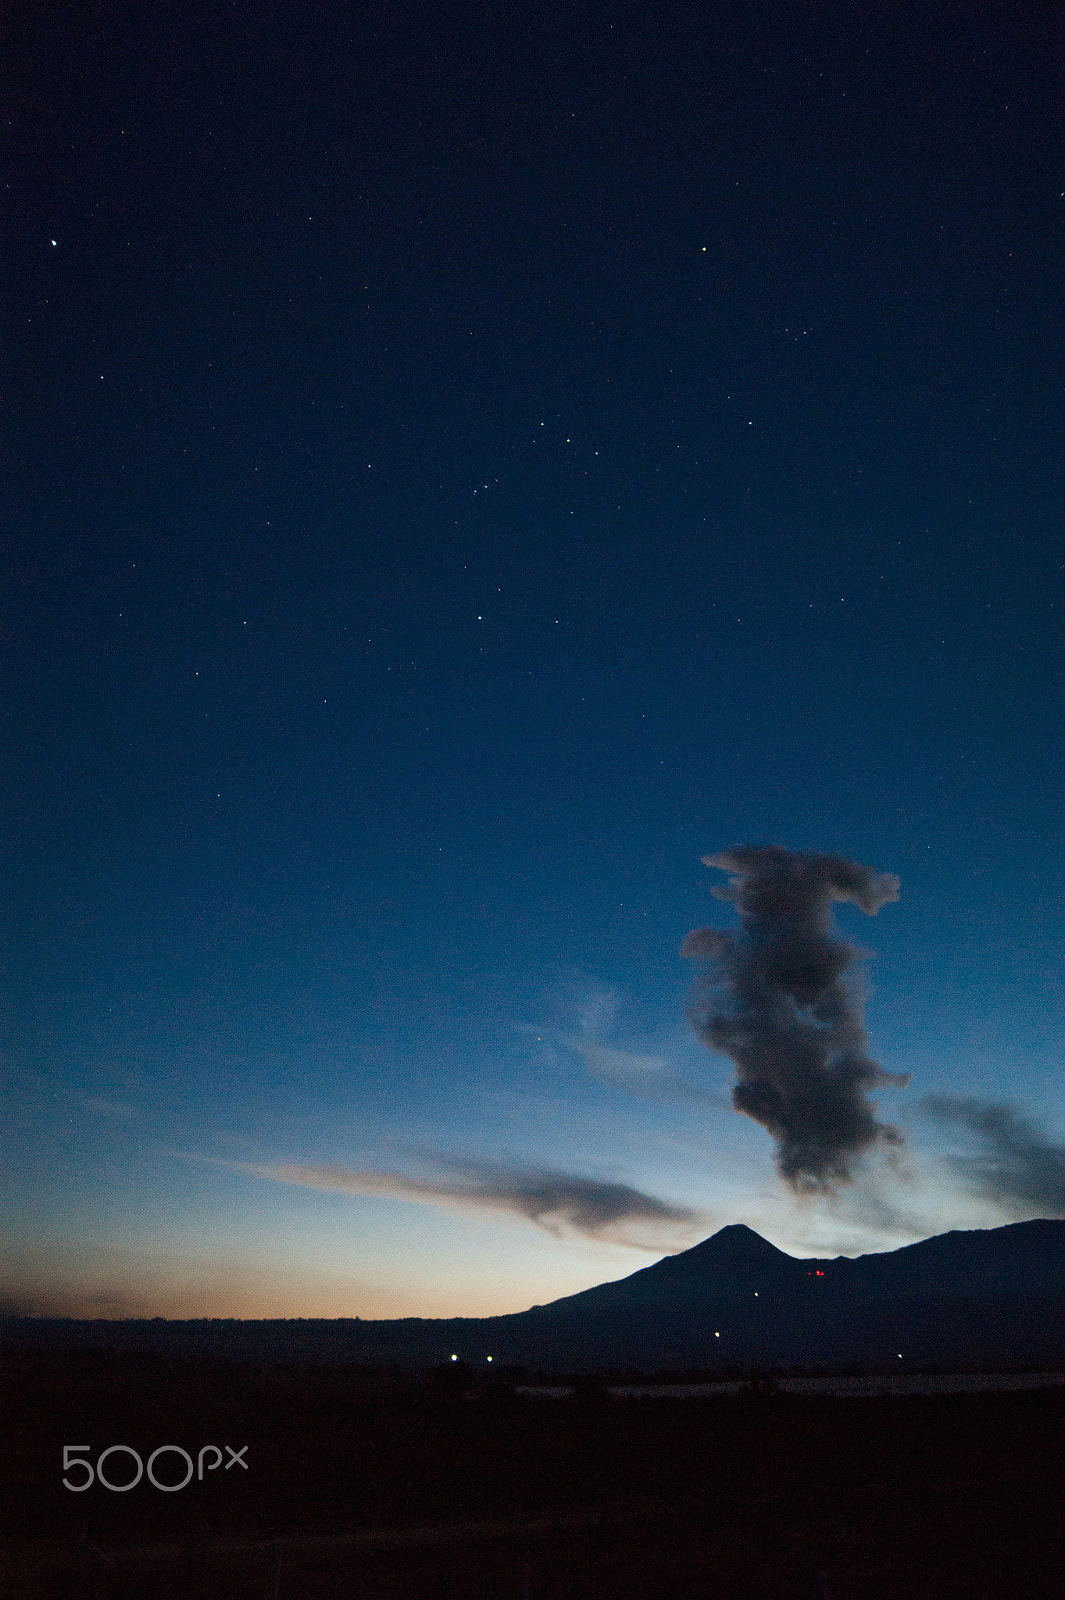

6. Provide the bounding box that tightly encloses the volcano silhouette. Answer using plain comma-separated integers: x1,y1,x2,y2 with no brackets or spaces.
501,1217,1065,1370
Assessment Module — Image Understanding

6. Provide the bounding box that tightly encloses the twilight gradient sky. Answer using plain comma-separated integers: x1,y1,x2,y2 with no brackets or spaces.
3,0,1064,1319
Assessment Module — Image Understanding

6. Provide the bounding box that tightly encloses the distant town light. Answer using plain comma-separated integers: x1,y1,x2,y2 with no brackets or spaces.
486,1355,493,1362
451,1354,457,1361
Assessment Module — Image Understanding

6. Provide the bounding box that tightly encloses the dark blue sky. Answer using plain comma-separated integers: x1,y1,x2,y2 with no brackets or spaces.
4,0,1064,1317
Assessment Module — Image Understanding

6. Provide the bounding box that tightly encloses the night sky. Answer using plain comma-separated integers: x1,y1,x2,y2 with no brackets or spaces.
4,0,1064,1320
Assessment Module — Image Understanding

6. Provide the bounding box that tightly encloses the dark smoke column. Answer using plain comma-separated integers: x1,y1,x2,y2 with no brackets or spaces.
682,845,907,1193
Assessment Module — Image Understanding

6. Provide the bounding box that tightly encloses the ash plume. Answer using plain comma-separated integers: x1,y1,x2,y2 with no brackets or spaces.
682,844,906,1193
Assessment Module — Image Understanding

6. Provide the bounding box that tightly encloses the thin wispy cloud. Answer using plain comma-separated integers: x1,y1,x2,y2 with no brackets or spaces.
76,1094,138,1120
557,985,719,1105
578,1042,720,1104
192,1152,707,1250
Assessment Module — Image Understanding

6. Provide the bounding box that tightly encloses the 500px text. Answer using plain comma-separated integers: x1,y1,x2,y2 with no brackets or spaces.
62,1445,249,1492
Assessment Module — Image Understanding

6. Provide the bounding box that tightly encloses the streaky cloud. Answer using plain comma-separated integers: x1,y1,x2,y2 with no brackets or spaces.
235,1156,707,1250
920,1094,1065,1217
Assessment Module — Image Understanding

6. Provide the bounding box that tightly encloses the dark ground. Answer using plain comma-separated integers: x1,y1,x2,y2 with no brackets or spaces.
3,1351,1063,1599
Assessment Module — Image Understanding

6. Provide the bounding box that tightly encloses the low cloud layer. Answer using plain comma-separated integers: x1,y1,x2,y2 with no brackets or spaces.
921,1095,1065,1217
240,1157,705,1250
683,844,906,1194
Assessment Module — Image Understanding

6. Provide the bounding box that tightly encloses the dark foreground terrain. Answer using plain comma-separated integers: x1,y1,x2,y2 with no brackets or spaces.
3,1351,1064,1600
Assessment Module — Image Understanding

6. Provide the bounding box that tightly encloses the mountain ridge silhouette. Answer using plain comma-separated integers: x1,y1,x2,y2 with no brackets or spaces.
4,1219,1064,1370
